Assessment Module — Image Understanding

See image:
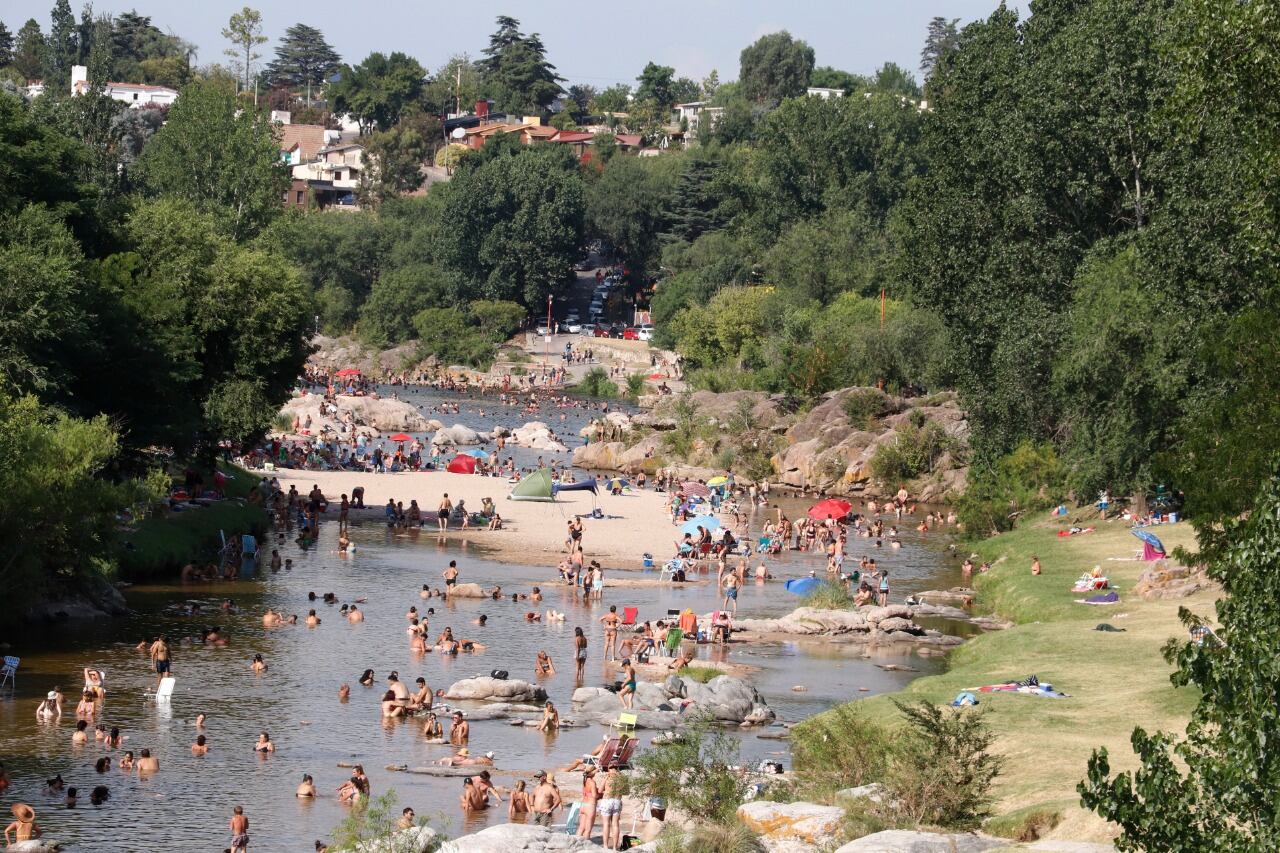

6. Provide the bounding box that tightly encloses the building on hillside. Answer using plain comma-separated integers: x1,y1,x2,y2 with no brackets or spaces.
673,102,724,143
550,130,594,159
70,65,178,107
806,86,846,99
277,123,327,166
288,143,365,210
24,80,45,98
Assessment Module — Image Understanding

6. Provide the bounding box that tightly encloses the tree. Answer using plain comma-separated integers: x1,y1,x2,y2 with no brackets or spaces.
700,69,720,100
548,111,577,131
478,16,563,114
359,124,429,204
920,17,960,80
634,61,677,110
590,83,630,114
738,31,815,105
424,54,481,116
623,713,749,824
266,23,340,105
1080,468,1280,850
0,90,92,225
809,65,867,95
566,83,595,112
330,51,426,133
13,19,46,81
0,22,14,67
137,78,287,240
222,6,267,94
587,153,681,276
46,0,77,87
873,62,920,98
358,264,450,346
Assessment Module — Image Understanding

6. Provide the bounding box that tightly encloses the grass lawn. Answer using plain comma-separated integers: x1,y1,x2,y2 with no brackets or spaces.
118,463,269,581
845,515,1211,842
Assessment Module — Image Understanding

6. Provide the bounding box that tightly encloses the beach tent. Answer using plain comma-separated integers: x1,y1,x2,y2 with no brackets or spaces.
553,479,599,497
510,468,555,502
446,455,477,474
785,577,822,596
682,482,711,498
1132,529,1166,561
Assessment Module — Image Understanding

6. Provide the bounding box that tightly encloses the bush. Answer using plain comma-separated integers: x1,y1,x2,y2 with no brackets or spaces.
661,392,704,459
659,821,767,853
868,420,958,484
625,372,647,401
843,388,894,429
623,713,748,824
573,367,619,398
676,666,721,683
791,705,896,792
329,789,440,852
955,441,1067,535
881,700,1002,829
801,581,854,610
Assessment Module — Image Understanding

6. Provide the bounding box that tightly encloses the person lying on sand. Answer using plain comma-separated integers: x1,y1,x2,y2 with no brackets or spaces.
438,748,493,766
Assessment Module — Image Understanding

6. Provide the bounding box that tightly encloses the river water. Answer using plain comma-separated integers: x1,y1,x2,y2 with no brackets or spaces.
0,389,968,851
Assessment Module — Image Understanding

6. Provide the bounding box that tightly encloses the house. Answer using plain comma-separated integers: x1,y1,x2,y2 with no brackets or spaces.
806,86,845,100
550,130,594,159
672,102,724,143
24,80,45,99
290,143,365,209
70,65,177,108
277,123,327,166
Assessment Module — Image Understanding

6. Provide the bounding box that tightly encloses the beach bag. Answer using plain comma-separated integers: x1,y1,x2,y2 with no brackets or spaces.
489,669,508,680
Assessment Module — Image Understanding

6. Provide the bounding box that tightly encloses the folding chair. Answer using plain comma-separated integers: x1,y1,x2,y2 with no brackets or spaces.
658,560,678,582
622,607,638,626
0,656,18,689
145,676,175,703
553,800,581,835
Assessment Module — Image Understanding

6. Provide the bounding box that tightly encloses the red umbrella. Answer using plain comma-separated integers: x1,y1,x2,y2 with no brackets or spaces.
388,433,412,442
808,498,853,520
335,368,361,377
446,455,477,474
681,481,711,498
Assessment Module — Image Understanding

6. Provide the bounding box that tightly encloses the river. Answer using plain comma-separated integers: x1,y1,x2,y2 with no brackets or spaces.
0,390,968,851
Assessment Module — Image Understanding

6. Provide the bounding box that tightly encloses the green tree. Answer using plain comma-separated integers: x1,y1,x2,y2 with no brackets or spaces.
586,153,681,276
566,83,595,112
359,124,429,204
221,6,267,94
13,19,46,81
137,78,287,240
590,83,630,113
358,264,451,346
1080,468,1280,850
45,0,77,88
809,65,867,95
266,23,340,104
413,307,493,367
0,90,92,224
634,61,678,110
623,713,749,824
478,16,563,114
738,31,814,105
423,54,482,116
330,51,426,133
0,22,14,67
872,62,920,97
920,17,960,81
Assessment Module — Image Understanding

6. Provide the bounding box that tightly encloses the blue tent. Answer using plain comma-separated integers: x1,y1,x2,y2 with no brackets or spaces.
552,480,598,496
785,577,822,596
681,516,721,536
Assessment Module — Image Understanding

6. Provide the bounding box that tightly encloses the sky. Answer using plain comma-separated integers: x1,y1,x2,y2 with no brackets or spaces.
5,0,1026,86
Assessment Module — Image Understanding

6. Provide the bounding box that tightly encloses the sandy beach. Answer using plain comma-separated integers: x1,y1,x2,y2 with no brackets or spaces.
269,468,673,568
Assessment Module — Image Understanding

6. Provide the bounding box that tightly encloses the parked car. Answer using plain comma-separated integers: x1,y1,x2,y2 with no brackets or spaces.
564,320,583,334
610,323,626,338
535,324,552,336
636,325,654,341
622,326,640,341
592,324,612,338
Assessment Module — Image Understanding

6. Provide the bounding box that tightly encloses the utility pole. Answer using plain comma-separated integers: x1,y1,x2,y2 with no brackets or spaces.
455,64,462,117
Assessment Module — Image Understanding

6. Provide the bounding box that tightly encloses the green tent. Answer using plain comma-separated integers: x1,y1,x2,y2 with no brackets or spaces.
509,467,555,502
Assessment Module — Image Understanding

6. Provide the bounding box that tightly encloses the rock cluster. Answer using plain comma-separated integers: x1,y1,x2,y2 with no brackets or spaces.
732,607,964,647
570,674,774,729
444,677,547,704
279,392,433,434
510,421,569,452
438,823,610,852
1132,560,1213,600
736,801,845,844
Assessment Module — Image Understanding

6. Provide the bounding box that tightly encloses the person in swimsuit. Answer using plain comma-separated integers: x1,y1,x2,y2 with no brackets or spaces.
421,713,443,739
535,650,555,676
437,494,452,532
449,712,469,746
508,780,530,820
599,606,620,661
296,774,317,797
538,701,559,732
574,627,587,682
721,570,739,616
254,731,275,753
599,767,623,849
576,767,600,840
618,661,637,710
443,560,459,588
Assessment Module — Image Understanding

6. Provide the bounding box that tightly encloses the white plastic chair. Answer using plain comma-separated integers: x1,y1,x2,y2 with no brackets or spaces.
0,655,18,688
145,676,175,702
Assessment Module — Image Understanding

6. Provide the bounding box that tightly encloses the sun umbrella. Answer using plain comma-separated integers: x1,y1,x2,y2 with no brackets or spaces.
1132,529,1165,552
707,476,729,487
460,448,489,459
681,516,721,536
785,577,822,596
446,455,477,474
388,433,413,442
608,477,630,489
681,481,711,498
647,373,665,381
808,498,853,520
335,368,361,377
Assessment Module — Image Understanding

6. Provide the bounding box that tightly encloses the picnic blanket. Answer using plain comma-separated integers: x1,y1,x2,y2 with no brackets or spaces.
967,676,1069,699
1076,591,1120,605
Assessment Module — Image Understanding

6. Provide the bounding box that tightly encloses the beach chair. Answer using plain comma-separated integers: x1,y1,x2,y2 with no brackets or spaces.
622,607,638,626
0,655,18,688
589,738,622,770
606,737,638,770
554,801,581,835
658,560,679,582
145,676,175,703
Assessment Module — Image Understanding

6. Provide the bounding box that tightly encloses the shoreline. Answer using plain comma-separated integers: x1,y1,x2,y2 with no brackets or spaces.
818,515,1209,842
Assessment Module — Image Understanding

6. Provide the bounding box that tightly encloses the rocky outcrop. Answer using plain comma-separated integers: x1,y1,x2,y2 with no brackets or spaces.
439,823,608,852
510,421,569,453
835,831,1006,852
1133,560,1213,600
445,583,487,598
24,578,129,623
737,801,845,845
279,391,432,435
732,607,963,647
346,825,442,852
571,674,774,727
433,424,484,446
445,677,547,703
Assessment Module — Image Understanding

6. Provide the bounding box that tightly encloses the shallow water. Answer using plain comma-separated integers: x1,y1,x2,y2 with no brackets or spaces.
0,392,970,851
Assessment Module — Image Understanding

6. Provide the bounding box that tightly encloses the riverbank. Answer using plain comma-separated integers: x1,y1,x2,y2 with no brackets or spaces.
268,467,671,568
821,515,1209,842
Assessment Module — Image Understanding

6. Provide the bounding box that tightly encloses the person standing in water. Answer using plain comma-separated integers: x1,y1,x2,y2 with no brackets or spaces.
599,606,620,662
229,805,249,852
148,636,171,684
574,627,588,682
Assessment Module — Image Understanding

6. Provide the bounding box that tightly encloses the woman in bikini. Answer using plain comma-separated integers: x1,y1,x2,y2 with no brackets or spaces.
507,780,530,820
574,627,588,681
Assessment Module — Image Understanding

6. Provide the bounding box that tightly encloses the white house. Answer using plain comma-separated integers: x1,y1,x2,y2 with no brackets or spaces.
673,101,724,143
70,65,178,108
806,87,845,100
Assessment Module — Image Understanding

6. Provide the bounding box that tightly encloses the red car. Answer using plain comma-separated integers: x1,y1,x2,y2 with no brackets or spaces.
592,324,612,338
622,327,640,340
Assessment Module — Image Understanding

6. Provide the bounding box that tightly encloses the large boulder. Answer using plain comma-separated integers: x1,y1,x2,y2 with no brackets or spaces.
665,675,772,723
439,822,609,852
572,441,627,471
834,831,1007,853
354,825,442,852
736,801,845,844
445,677,547,703
447,583,487,599
572,676,773,726
433,424,484,446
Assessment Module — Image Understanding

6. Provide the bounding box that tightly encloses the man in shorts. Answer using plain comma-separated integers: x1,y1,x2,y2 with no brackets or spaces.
530,770,560,827
229,805,249,852
149,636,171,685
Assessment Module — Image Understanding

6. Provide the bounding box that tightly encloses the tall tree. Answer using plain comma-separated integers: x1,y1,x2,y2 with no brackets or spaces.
221,6,267,94
136,78,286,240
738,31,815,105
566,83,595,112
13,19,46,81
700,69,720,100
920,16,960,80
266,23,340,105
809,66,868,95
478,15,563,115
358,124,429,205
46,0,77,87
0,22,15,68
424,54,481,116
329,51,425,133
872,62,920,97
590,83,630,113
634,61,678,110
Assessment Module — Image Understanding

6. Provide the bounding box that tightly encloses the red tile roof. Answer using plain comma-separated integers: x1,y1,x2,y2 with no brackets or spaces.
277,124,327,162
552,131,594,143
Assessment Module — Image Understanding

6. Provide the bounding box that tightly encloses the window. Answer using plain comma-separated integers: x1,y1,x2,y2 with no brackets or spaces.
133,93,138,101
296,191,304,205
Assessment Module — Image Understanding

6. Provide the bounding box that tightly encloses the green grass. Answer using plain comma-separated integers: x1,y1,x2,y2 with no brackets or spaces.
118,463,269,581
801,581,854,610
677,666,722,684
811,516,1209,841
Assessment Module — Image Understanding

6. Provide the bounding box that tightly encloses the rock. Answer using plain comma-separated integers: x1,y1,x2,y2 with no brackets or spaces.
864,605,913,623
737,801,845,844
434,424,484,446
1133,560,1213,601
1023,843,1116,853
572,441,627,471
426,419,445,431
439,823,610,852
834,830,1007,852
734,607,960,647
875,617,917,633
7,842,63,852
352,826,441,852
836,783,885,804
762,841,820,853
447,583,487,598
445,677,547,703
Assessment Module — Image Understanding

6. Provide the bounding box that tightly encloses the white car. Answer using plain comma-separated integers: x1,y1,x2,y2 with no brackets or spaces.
535,324,552,336
636,324,655,341
565,321,583,334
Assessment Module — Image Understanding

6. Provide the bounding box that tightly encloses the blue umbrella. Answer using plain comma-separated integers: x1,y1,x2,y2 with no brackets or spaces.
459,448,489,459
681,516,721,536
785,577,822,596
1131,529,1165,552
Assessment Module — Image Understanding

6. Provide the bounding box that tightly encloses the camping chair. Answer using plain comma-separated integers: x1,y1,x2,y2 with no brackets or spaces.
658,560,679,582
554,801,581,835
144,676,175,703
606,737,638,770
588,738,622,771
622,607,638,626
0,656,18,688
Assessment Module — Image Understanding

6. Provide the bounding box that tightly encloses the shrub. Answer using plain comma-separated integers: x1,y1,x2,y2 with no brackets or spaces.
881,700,1002,829
625,372,647,400
868,420,957,484
955,441,1067,535
329,789,441,852
573,367,619,398
661,392,703,459
623,713,748,824
801,581,854,610
790,704,896,791
676,666,721,683
660,821,767,853
843,388,894,429
272,412,294,434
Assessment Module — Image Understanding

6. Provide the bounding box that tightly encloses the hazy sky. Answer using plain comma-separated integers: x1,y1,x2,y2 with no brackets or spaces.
5,1,1025,85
